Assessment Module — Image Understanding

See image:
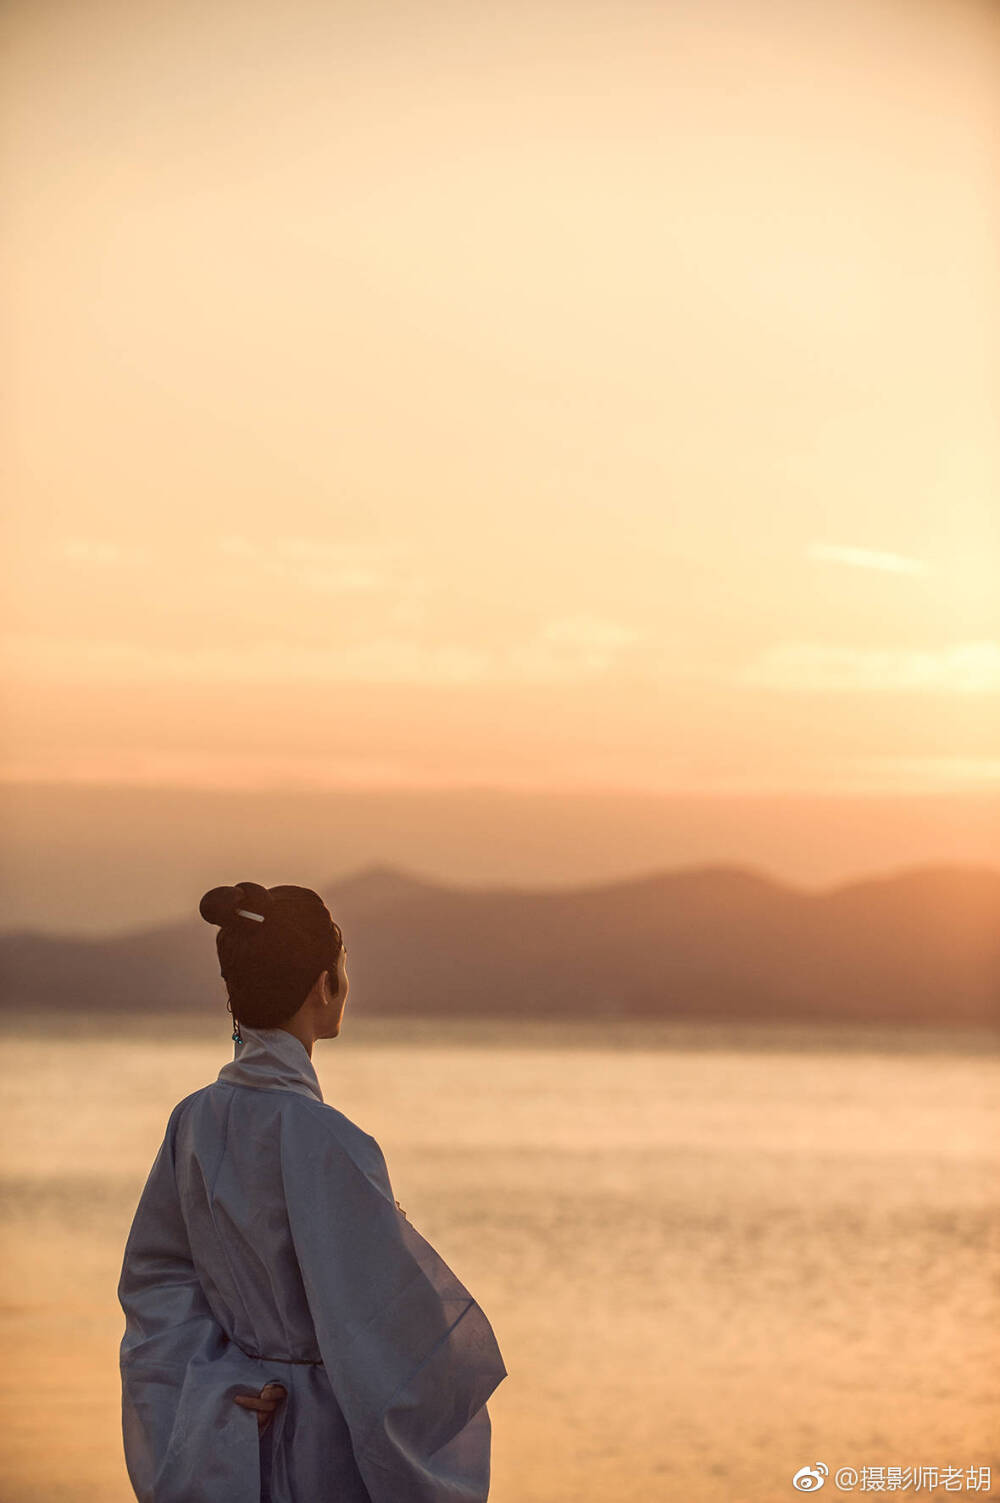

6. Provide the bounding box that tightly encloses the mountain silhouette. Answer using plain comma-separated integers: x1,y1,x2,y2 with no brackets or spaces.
1,861,998,1027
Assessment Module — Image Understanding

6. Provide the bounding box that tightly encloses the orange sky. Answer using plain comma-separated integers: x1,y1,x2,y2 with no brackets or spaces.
2,0,999,802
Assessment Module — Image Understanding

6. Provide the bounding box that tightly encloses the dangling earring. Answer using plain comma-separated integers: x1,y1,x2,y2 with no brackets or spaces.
232,1019,243,1043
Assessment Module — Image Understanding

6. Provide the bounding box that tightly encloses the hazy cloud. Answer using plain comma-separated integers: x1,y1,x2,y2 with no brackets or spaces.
741,640,1000,693
0,612,642,687
504,615,640,679
218,533,411,594
0,750,456,790
57,539,131,565
842,755,1000,790
213,533,434,625
807,542,929,576
0,633,488,686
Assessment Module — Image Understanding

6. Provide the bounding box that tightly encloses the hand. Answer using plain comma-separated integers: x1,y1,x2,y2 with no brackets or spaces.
233,1381,287,1434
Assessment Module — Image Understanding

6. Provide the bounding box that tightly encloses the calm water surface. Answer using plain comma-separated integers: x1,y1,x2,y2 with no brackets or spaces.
1,1014,998,1502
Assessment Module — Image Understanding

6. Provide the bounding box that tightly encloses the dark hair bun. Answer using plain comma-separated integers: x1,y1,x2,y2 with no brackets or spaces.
199,881,273,927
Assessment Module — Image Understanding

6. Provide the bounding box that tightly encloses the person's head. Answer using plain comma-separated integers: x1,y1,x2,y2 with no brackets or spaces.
199,880,349,1052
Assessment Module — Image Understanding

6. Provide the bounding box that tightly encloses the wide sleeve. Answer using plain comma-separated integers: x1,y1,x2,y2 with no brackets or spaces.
117,1100,256,1503
280,1105,508,1503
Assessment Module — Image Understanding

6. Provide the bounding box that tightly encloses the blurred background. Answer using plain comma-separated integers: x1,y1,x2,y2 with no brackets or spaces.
1,0,998,1498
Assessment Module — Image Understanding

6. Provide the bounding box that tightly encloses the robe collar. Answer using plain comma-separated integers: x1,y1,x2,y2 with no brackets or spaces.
216,1024,324,1104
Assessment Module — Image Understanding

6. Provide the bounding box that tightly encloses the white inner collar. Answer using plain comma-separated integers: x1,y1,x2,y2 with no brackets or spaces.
216,1024,324,1104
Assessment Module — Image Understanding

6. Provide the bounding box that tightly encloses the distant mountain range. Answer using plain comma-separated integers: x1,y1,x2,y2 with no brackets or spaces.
2,861,998,1028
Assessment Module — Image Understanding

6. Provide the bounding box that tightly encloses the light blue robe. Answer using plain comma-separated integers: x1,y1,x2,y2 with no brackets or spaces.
118,1025,507,1502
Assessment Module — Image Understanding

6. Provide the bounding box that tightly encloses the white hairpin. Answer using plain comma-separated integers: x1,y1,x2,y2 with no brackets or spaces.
236,908,265,922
